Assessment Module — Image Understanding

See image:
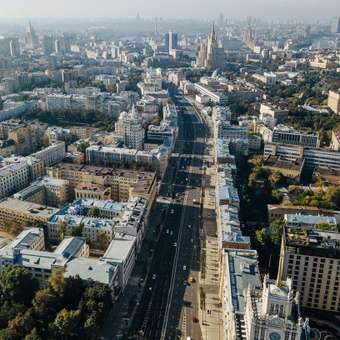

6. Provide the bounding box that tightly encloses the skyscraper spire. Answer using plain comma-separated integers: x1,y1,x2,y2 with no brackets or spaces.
276,227,286,288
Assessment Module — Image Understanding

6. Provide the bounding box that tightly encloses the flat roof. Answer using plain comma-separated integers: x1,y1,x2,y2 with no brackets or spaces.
102,234,136,263
65,258,117,285
224,250,261,313
0,198,59,218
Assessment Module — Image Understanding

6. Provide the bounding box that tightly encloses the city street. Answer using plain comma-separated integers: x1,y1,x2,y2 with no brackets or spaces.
127,95,208,340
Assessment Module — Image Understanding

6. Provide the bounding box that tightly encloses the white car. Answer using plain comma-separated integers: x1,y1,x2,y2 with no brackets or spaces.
166,229,169,234
183,265,187,271
174,242,177,247
152,274,157,280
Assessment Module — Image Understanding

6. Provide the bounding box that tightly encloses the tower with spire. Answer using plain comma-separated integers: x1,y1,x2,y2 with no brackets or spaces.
25,21,38,50
196,23,226,71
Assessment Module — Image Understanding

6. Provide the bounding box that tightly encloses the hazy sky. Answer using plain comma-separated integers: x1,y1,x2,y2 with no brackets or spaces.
0,0,339,20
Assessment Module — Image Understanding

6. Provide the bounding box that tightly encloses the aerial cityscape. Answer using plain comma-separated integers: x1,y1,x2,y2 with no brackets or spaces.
0,1,339,340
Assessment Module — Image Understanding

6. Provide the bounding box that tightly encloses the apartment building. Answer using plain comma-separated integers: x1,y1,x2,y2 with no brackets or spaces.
264,143,340,170
75,183,111,200
0,162,31,199
284,214,337,230
222,249,261,340
85,145,169,176
0,229,89,284
47,163,157,205
267,204,340,223
115,106,145,150
259,103,288,123
14,176,70,207
32,142,65,167
328,90,340,115
282,227,340,312
0,198,58,228
272,125,319,147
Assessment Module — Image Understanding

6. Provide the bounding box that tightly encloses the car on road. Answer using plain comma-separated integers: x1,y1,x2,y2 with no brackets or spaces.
187,224,191,229
189,277,196,284
152,274,157,280
192,316,199,323
171,209,174,214
183,265,187,271
174,242,177,247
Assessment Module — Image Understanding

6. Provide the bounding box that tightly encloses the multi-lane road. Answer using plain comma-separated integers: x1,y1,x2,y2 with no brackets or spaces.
129,94,208,340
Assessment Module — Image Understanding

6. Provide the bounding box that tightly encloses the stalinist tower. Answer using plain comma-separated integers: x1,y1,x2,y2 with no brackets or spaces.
196,24,226,71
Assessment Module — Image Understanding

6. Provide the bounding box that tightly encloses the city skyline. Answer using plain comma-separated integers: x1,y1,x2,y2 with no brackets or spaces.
0,0,339,20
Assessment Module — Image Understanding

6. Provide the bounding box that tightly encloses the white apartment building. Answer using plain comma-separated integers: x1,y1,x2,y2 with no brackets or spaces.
0,162,31,199
115,106,145,150
264,143,340,170
32,142,65,167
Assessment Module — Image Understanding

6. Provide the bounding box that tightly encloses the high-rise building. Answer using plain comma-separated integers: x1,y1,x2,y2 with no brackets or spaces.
244,275,306,340
115,105,145,150
164,32,178,52
281,226,340,313
0,37,15,57
9,39,20,57
331,17,340,33
42,35,55,55
25,22,38,50
196,25,226,70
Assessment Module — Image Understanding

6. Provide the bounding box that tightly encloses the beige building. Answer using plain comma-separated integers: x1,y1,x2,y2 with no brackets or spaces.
282,227,340,312
196,26,226,70
310,57,336,70
70,126,95,140
0,198,59,228
47,163,158,207
0,120,47,156
328,90,340,115
75,183,111,200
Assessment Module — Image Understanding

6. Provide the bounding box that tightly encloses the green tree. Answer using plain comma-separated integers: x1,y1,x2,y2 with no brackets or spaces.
0,266,38,306
97,231,110,251
48,268,65,296
325,186,340,209
71,223,84,237
77,141,90,154
62,276,85,310
268,219,285,245
53,309,80,339
255,228,268,245
24,328,41,340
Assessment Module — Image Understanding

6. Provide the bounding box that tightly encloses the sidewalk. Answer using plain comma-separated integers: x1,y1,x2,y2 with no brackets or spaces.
198,236,224,340
197,139,224,340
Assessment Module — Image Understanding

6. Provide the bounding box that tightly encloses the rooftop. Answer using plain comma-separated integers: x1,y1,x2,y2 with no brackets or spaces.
224,250,261,313
65,258,117,285
102,233,136,263
0,198,59,218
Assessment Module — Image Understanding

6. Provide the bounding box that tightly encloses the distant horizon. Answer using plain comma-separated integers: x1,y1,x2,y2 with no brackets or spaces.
0,0,339,21
0,16,336,24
